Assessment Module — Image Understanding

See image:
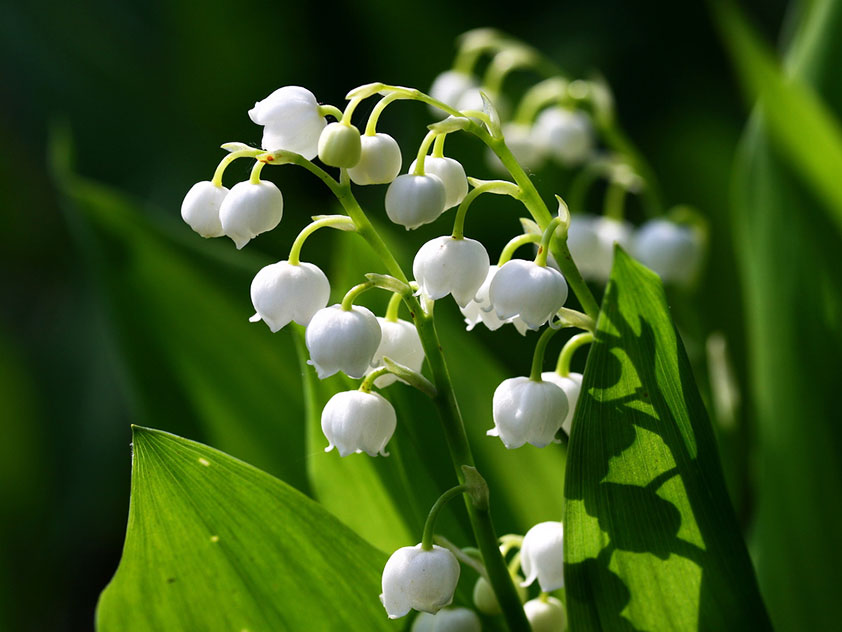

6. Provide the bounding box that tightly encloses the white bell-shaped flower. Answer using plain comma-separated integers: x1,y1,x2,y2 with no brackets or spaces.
411,607,481,632
181,181,228,238
489,260,568,330
248,86,326,160
219,180,283,249
408,157,468,210
317,122,362,168
487,377,569,449
385,174,447,230
368,318,425,388
487,123,543,174
429,70,477,114
248,261,330,332
321,390,396,457
460,265,529,335
413,236,489,307
347,133,402,185
520,521,565,592
633,219,702,285
567,215,633,282
531,107,593,166
541,372,583,436
380,544,460,619
524,596,567,632
305,305,381,379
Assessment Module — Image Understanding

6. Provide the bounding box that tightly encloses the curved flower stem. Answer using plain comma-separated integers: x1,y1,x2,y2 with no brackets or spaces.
359,367,390,393
556,331,594,376
211,148,262,186
599,121,661,217
288,215,355,265
384,291,403,322
365,92,409,135
421,485,468,550
412,130,440,175
535,216,564,268
452,180,521,240
530,325,562,381
340,281,375,311
498,233,541,266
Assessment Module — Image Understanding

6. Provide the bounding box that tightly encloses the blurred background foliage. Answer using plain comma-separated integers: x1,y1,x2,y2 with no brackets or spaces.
6,0,842,630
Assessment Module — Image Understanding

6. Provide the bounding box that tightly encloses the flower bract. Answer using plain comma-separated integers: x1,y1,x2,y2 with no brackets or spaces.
249,261,330,331
380,544,460,619
321,390,396,457
487,377,569,448
305,305,381,379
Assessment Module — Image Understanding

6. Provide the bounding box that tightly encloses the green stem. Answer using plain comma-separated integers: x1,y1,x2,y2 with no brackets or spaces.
535,216,563,267
433,133,447,158
341,281,374,311
530,325,561,381
385,292,403,322
514,77,568,125
599,121,661,217
556,332,594,376
452,180,521,240
341,96,365,125
211,149,261,186
422,485,468,550
248,159,266,185
603,181,627,221
498,233,541,266
359,366,390,393
412,130,439,175
288,215,354,265
318,104,344,120
365,92,408,135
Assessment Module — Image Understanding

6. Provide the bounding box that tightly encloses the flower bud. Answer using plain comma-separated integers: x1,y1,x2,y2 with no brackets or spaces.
540,372,583,436
368,318,425,388
408,157,468,210
567,215,632,282
524,596,567,632
472,575,528,615
347,133,402,185
321,390,396,457
317,122,362,168
429,70,477,115
487,377,569,449
633,219,702,285
380,544,460,619
248,86,326,160
520,521,565,592
489,260,568,330
181,181,228,238
531,107,593,166
219,180,284,249
385,174,447,230
413,236,489,307
248,261,330,332
411,607,481,632
305,305,381,379
460,266,529,335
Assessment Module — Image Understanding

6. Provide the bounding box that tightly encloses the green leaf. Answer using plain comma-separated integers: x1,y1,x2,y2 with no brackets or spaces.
96,426,398,631
564,249,771,631
715,0,842,238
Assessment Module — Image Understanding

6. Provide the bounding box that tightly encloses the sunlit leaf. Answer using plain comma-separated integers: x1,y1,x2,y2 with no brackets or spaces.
564,248,771,631
96,427,398,631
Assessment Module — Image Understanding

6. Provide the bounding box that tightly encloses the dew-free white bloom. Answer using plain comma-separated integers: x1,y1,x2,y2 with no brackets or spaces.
219,180,283,249
411,606,481,632
413,236,489,307
429,70,477,114
248,261,330,332
321,390,396,457
368,318,425,388
380,544,460,619
305,305,381,379
540,372,583,436
524,596,567,632
567,214,633,282
487,123,543,174
385,174,447,230
181,181,228,238
488,377,569,449
460,265,529,335
521,521,565,592
347,133,402,185
317,122,362,168
408,156,468,210
633,219,702,285
248,86,326,160
489,260,568,330
531,107,593,166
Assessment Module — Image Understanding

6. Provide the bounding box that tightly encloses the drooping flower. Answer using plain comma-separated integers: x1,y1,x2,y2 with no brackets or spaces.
429,70,478,114
487,123,543,174
531,107,593,166
633,218,702,285
540,372,583,436
411,606,482,632
248,261,330,332
459,265,529,335
385,174,447,230
567,214,633,282
181,181,228,238
524,596,567,632
317,122,362,168
413,236,490,307
408,156,468,210
520,521,565,592
367,318,425,388
489,260,568,330
487,377,569,449
218,180,283,249
380,544,460,619
320,390,396,457
248,86,326,160
347,133,403,185
305,305,381,379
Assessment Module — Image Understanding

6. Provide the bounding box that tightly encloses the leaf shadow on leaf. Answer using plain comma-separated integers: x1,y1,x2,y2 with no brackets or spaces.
565,258,771,631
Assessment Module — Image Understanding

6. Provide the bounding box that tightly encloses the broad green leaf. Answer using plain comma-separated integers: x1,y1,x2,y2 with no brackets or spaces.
715,0,842,237
722,3,842,630
564,249,771,631
52,135,308,489
96,426,398,631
